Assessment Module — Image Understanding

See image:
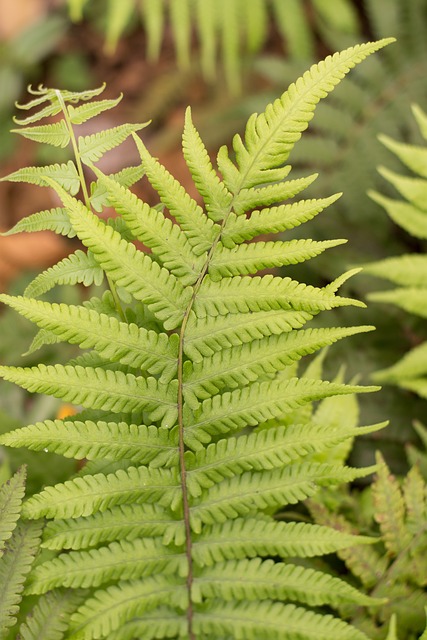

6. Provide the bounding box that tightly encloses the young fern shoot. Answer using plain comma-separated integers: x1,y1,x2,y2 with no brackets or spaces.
0,39,393,640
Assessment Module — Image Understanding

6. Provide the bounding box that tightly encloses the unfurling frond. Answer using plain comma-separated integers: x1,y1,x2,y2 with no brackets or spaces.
0,47,392,638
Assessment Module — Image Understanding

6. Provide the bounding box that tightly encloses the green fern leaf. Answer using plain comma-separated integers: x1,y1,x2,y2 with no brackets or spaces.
368,288,427,318
11,120,70,148
24,250,104,298
0,364,178,427
0,466,26,552
217,39,394,192
22,465,180,520
182,107,233,221
221,195,341,246
27,537,186,593
68,95,123,124
0,420,178,466
231,173,318,216
0,161,80,194
197,557,382,608
368,190,427,239
195,273,364,319
362,254,427,287
78,123,149,164
18,590,83,640
1,207,75,238
0,294,179,380
193,518,375,566
209,238,346,278
372,452,411,555
192,600,370,640
378,133,427,179
0,521,43,635
68,576,186,640
42,503,182,551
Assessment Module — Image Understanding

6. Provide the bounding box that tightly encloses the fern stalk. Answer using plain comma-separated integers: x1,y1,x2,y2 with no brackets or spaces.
54,89,125,320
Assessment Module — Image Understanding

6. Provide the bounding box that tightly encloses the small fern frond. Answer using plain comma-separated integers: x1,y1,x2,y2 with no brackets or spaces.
11,120,71,148
17,590,83,640
22,465,179,520
0,521,43,635
1,207,75,238
0,161,80,194
78,123,149,165
0,420,178,466
89,164,144,212
68,95,123,124
24,250,104,298
0,466,26,552
217,39,394,193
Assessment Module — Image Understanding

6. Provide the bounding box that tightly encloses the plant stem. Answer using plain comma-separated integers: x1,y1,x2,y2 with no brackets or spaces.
177,205,235,639
55,90,125,320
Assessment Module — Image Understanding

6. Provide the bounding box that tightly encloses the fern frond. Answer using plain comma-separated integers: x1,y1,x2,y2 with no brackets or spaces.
184,378,376,447
22,465,179,520
372,452,411,555
368,288,427,318
27,537,186,593
0,161,80,194
78,123,149,164
182,107,233,222
0,466,26,552
0,420,178,466
217,39,394,192
24,250,104,298
1,207,75,238
368,190,427,239
42,503,182,551
17,590,83,640
209,238,346,278
68,576,186,640
362,254,427,287
11,121,70,148
221,195,341,245
47,181,191,329
0,521,43,635
378,133,427,179
197,557,382,608
68,95,123,124
194,518,375,566
192,600,370,640
0,365,178,427
231,173,318,216
0,294,179,380
195,273,364,319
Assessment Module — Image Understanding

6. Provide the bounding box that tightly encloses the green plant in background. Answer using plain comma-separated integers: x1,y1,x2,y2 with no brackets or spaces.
307,443,427,639
67,0,360,93
363,104,427,400
0,39,395,639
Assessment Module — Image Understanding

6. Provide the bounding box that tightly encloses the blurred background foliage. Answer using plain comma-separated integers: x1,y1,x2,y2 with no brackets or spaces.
0,0,427,487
